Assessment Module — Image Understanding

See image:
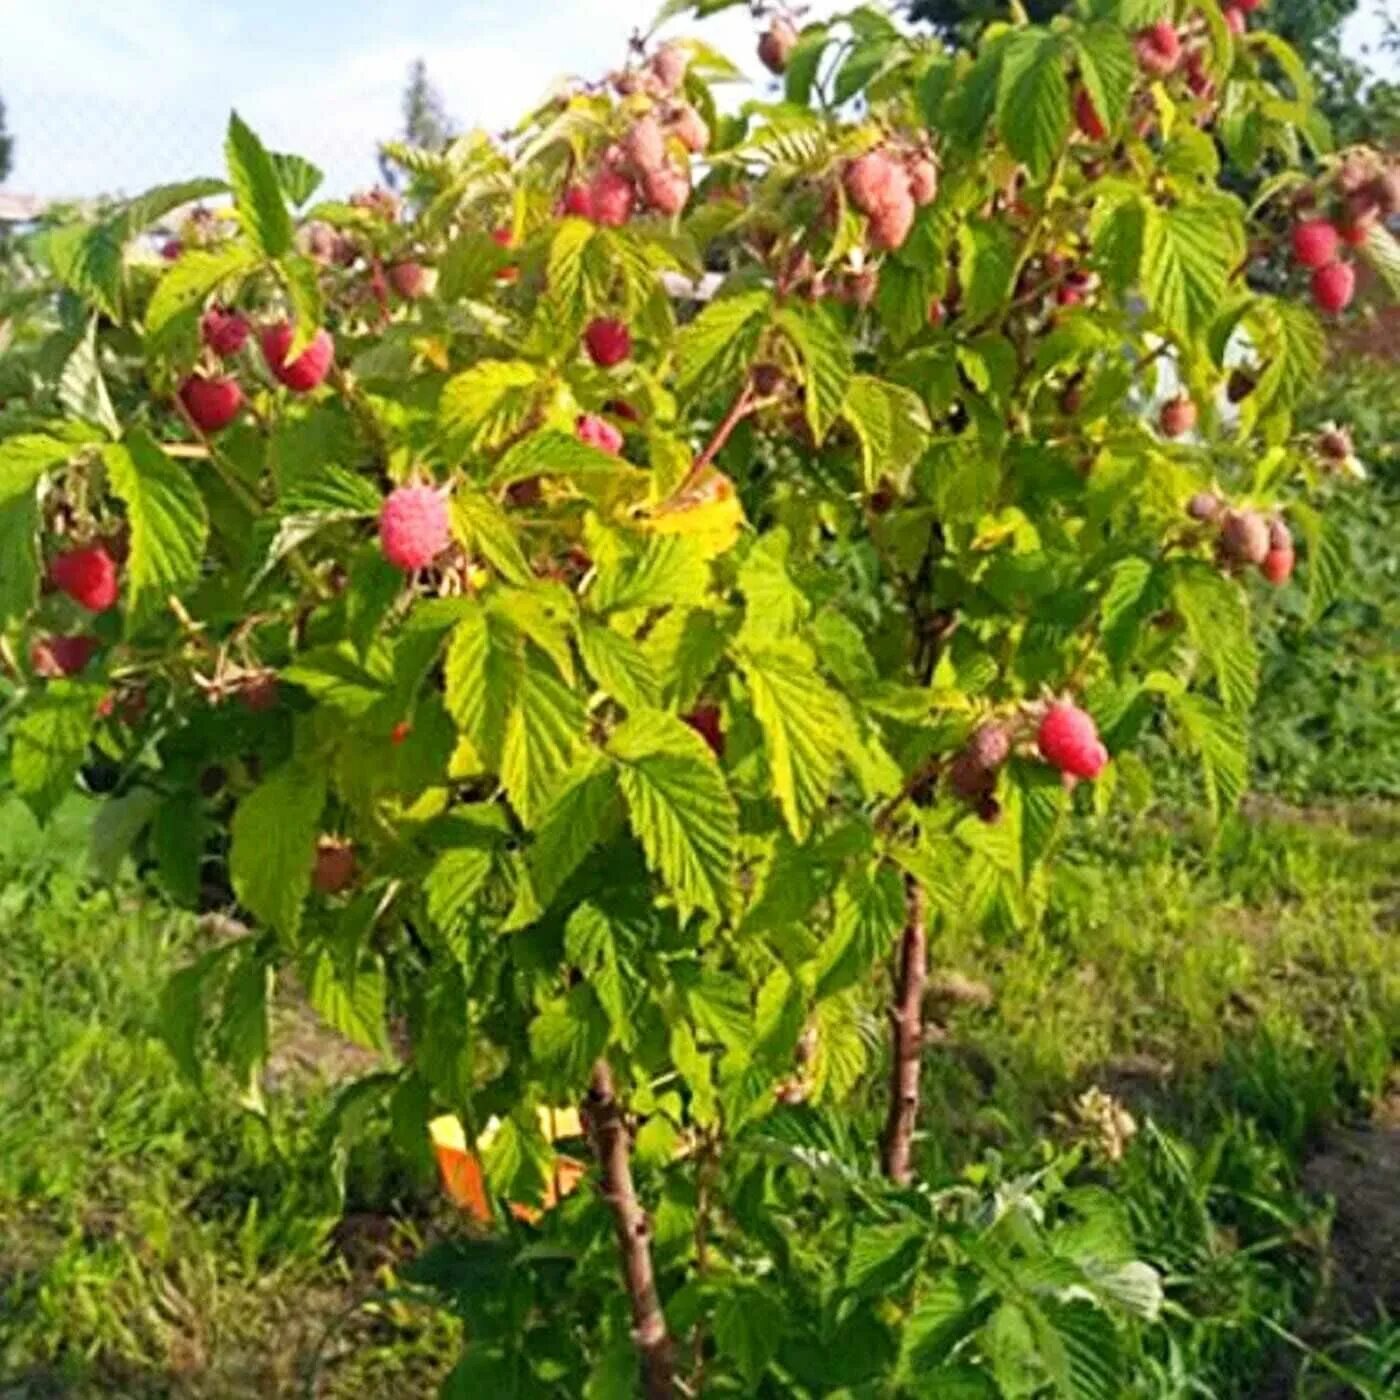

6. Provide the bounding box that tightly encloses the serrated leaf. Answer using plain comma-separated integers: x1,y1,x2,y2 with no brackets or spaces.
714,1286,783,1387
89,787,163,884
229,761,326,938
1174,692,1248,819
737,640,849,842
957,219,1019,325
58,317,119,439
1141,201,1238,341
501,653,586,827
675,288,772,401
282,641,393,715
451,487,533,586
444,604,516,765
529,986,609,1087
609,709,737,920
847,1222,924,1297
1171,561,1257,713
425,846,494,949
439,360,540,455
308,952,388,1051
43,220,124,320
842,374,932,493
1250,296,1327,416
10,681,104,821
1359,220,1400,298
1290,501,1349,625
0,435,73,623
814,864,905,1000
901,1272,984,1375
591,534,710,614
998,30,1070,182
1073,24,1135,134
491,429,638,492
516,756,621,921
737,527,808,645
482,1108,554,1202
103,429,209,630
775,303,853,443
947,37,1008,151
145,244,259,350
269,151,324,206
579,622,659,711
225,112,294,259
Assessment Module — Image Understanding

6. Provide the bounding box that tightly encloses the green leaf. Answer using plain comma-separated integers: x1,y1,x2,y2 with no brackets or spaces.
425,847,494,950
841,375,932,492
579,622,659,711
957,219,1019,324
515,755,621,922
1073,23,1135,134
1290,501,1349,626
225,111,294,259
89,787,162,883
501,653,586,828
901,1272,984,1375
279,255,325,354
309,953,388,1052
737,641,850,842
714,1285,783,1387
145,244,258,350
1141,201,1238,341
439,360,540,455
229,761,326,938
1171,561,1258,713
609,709,737,921
1173,692,1248,819
775,303,853,443
1249,296,1327,416
482,1108,553,1202
58,317,120,439
269,151,324,206
444,604,516,765
491,429,638,493
591,534,710,614
675,289,772,401
42,221,124,320
1359,220,1400,299
103,429,209,630
814,864,905,1000
737,528,808,645
0,435,73,624
529,986,609,1087
451,486,533,587
10,682,104,821
643,607,730,708
283,642,393,716
218,951,271,1088
997,30,1070,182
947,37,1008,151
847,1222,924,1297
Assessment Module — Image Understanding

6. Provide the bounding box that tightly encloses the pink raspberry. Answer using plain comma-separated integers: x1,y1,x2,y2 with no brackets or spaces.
844,151,903,217
201,306,250,356
868,187,916,251
1136,21,1182,76
562,184,594,219
642,164,690,217
1223,5,1246,35
1311,261,1355,314
261,322,335,393
1291,219,1340,270
588,167,635,227
1038,703,1108,781
584,317,632,367
379,485,450,571
388,261,429,299
576,414,623,455
180,374,244,433
50,545,120,613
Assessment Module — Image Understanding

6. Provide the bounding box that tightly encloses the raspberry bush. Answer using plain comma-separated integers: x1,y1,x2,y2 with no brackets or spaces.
1,0,1395,1393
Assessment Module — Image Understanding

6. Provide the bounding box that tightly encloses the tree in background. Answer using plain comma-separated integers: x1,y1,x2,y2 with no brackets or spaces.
0,94,13,184
378,60,453,189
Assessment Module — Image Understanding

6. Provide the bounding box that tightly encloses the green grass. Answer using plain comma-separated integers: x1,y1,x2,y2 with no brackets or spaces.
0,791,1396,1396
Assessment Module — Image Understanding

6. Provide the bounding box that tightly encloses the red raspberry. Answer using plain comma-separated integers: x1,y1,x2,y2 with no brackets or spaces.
643,164,691,218
576,414,623,455
562,184,594,219
180,374,244,433
1159,395,1197,439
584,317,632,368
387,261,429,299
30,634,100,678
379,485,450,571
588,167,635,228
313,838,357,895
907,157,938,206
1237,0,1263,10
844,151,903,217
1261,547,1295,586
868,186,915,251
260,322,335,392
1223,6,1246,36
1291,219,1340,269
201,306,250,356
684,704,724,759
50,545,119,612
1311,261,1355,314
161,239,183,262
1136,21,1182,75
1074,86,1107,141
1037,703,1108,781
758,18,798,75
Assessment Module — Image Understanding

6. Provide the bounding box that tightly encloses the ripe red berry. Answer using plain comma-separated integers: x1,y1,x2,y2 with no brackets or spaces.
588,167,635,228
201,306,250,356
1136,21,1182,76
1038,703,1108,781
562,184,594,219
313,837,357,895
390,720,412,745
1291,219,1340,269
1223,6,1246,37
758,18,798,75
387,261,429,299
50,545,119,612
1338,219,1373,248
1311,261,1355,314
30,634,99,678
650,43,689,94
576,413,624,455
642,164,691,218
379,484,450,571
261,322,335,393
584,317,632,368
928,299,946,327
238,673,280,713
1261,547,1294,586
180,374,245,433
1074,86,1107,141
684,704,724,759
906,157,938,206
1159,395,1198,439
1237,0,1263,11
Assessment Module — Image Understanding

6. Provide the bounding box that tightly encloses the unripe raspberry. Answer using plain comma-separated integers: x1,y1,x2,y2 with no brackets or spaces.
758,18,798,75
387,261,429,299
642,164,691,217
562,184,594,219
1074,86,1107,141
624,115,667,175
1317,426,1352,461
576,413,623,455
379,485,450,571
868,187,916,251
588,167,635,227
1311,261,1355,314
584,317,632,368
751,363,786,396
239,673,280,713
201,306,250,356
1291,219,1340,269
684,704,724,758
313,837,357,895
1159,395,1197,439
1136,21,1182,76
906,157,938,206
1260,547,1294,586
50,545,119,613
261,322,335,392
1187,491,1222,522
667,103,710,155
30,634,100,678
650,43,689,94
180,374,244,433
1267,517,1292,553
1219,508,1270,565
948,749,994,801
1223,5,1246,37
161,239,183,262
844,151,903,217
1038,703,1108,781
507,477,542,508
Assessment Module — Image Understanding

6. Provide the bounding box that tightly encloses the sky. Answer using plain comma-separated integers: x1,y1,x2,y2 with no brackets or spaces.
0,0,1395,201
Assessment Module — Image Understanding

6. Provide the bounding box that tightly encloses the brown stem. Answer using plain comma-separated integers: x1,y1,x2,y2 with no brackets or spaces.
586,1060,676,1400
671,382,755,501
880,879,928,1186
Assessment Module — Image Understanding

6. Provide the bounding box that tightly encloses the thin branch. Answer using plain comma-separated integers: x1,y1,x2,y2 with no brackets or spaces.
880,879,928,1187
586,1060,676,1400
672,382,756,501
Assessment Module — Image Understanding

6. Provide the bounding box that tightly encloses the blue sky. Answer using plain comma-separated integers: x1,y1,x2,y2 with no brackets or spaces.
0,0,1395,200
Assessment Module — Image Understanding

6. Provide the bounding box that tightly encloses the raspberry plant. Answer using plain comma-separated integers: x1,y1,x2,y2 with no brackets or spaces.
1,1,1395,1394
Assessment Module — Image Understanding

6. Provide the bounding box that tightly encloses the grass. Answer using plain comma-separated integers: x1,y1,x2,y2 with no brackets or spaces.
0,792,1396,1395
